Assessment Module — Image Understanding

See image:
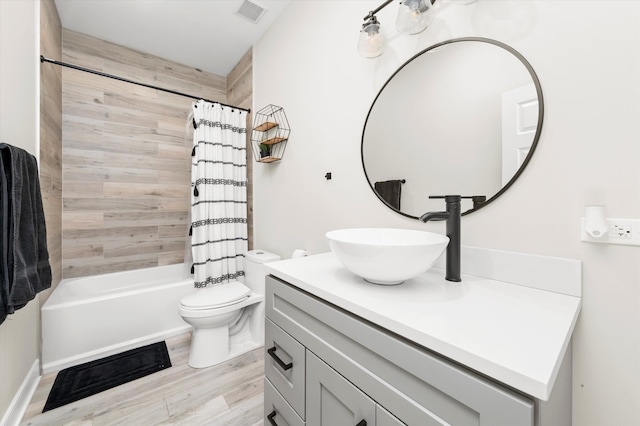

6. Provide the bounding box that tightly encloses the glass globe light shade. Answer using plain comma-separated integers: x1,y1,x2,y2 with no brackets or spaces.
358,19,385,58
396,0,434,35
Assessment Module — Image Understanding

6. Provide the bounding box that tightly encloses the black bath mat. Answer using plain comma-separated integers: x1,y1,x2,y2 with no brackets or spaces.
43,341,171,412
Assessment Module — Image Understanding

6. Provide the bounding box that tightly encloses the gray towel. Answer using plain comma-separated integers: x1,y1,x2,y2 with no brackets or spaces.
0,143,52,325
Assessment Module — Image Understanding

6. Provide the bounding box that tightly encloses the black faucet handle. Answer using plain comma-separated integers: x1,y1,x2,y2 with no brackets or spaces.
430,195,485,208
460,195,487,209
460,195,486,201
429,195,462,203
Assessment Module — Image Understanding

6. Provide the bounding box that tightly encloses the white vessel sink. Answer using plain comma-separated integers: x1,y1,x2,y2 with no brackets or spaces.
326,228,449,285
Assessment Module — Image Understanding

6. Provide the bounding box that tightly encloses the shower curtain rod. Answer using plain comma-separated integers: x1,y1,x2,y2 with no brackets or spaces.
40,55,250,113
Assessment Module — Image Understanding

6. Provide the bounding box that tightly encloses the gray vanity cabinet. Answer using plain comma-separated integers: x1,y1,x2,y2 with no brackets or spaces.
264,275,535,426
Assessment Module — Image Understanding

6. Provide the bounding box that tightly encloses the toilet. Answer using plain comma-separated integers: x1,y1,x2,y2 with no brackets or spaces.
179,249,280,368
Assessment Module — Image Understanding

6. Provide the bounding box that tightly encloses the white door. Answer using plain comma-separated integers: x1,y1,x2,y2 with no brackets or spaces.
501,84,539,186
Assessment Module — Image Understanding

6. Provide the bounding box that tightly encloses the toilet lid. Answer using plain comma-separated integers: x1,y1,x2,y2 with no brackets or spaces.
181,282,251,310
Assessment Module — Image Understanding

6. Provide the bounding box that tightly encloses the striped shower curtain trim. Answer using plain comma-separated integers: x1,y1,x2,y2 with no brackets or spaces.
194,271,245,287
195,119,246,134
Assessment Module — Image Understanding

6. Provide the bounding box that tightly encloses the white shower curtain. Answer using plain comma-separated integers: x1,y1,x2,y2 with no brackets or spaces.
191,100,248,288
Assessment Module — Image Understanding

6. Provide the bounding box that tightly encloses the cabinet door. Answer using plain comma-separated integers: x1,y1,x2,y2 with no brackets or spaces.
376,406,404,426
306,351,375,426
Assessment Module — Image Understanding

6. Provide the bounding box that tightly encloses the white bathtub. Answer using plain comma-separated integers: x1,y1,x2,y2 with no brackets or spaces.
41,264,194,374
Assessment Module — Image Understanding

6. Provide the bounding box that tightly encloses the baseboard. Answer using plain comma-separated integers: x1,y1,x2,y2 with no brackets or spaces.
0,359,40,426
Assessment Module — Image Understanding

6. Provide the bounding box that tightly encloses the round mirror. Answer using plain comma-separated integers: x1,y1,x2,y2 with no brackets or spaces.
362,37,544,218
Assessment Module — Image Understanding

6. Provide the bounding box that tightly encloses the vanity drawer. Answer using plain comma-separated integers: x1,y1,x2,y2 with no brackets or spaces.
265,318,306,419
264,377,305,426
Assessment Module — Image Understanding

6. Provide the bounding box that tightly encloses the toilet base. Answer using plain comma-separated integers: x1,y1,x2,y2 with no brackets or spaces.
188,325,230,368
180,294,265,368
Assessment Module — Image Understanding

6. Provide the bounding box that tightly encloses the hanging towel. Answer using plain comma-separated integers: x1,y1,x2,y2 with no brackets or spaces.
0,143,52,325
374,180,403,210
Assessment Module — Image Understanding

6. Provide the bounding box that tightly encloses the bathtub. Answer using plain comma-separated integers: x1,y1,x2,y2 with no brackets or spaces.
41,264,194,374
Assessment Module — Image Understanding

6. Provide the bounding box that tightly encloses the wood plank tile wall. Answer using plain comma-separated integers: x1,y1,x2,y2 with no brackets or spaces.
62,30,253,278
226,48,254,250
39,0,63,299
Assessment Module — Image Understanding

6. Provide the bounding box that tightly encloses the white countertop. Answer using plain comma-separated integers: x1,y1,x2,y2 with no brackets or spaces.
264,251,582,401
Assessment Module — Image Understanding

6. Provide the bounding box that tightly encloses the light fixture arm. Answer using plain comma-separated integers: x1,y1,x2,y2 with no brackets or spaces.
362,0,437,22
363,0,394,21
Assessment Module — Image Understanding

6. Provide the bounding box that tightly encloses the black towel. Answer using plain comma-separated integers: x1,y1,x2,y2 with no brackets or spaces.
374,180,403,210
0,143,52,325
0,148,11,324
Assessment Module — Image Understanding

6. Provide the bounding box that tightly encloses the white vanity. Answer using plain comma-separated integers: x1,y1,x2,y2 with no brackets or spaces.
262,247,581,426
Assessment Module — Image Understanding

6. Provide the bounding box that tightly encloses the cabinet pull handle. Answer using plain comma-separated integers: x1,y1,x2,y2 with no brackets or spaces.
267,346,293,371
356,420,367,426
267,410,278,425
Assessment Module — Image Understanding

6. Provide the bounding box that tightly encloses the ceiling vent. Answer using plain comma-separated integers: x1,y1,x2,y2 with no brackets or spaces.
236,0,268,24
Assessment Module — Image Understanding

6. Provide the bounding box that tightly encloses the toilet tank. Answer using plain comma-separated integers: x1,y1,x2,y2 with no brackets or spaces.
244,249,280,295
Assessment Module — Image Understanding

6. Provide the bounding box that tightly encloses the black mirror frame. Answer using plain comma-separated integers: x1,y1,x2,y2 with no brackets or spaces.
361,37,544,219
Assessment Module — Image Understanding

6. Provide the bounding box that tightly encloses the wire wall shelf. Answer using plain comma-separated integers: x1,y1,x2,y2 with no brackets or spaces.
251,105,290,163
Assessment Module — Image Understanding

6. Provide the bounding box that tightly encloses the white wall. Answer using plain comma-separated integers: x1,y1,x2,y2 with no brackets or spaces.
253,1,640,424
0,0,41,422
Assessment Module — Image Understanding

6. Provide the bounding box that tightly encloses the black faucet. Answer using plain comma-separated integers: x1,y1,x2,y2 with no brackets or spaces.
419,195,461,282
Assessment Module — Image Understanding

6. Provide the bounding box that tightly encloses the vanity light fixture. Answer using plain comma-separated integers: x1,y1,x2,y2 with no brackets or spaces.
358,14,386,58
396,0,435,34
357,0,477,58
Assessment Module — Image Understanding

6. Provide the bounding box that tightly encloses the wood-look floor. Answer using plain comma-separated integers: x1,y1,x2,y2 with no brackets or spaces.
21,333,264,425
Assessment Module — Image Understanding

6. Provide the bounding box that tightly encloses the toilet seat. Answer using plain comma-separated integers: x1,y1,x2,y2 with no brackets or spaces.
180,282,251,311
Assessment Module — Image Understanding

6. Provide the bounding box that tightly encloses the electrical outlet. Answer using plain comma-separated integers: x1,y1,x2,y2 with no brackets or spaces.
610,224,632,239
581,218,640,246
